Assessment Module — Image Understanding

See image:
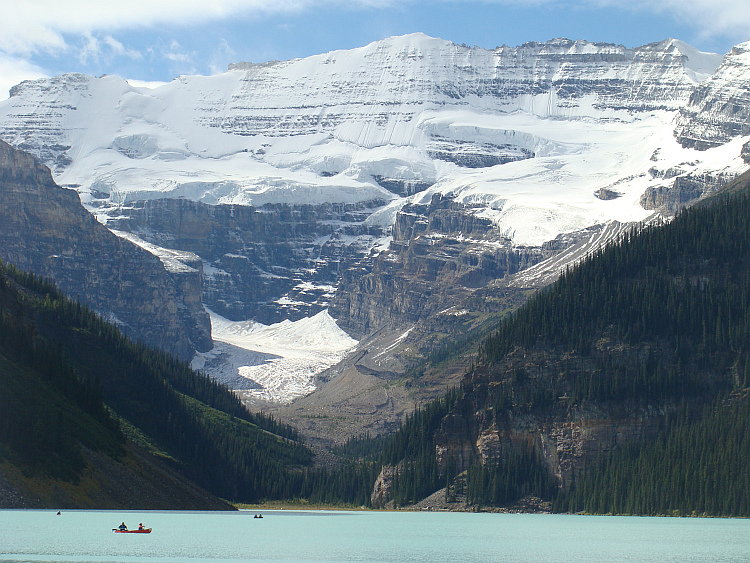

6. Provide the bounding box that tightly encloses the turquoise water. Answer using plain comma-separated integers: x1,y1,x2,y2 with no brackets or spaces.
1,509,749,562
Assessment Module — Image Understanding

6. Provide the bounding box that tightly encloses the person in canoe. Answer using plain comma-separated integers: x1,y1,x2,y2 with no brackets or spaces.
138,523,145,530
118,522,127,531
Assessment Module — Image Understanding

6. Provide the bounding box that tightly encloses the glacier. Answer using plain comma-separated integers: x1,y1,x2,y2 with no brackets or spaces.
1,34,743,246
191,309,357,405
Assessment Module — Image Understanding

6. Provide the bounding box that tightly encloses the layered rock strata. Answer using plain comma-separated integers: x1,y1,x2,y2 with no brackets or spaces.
675,41,750,149
104,198,389,323
330,194,596,337
0,140,211,360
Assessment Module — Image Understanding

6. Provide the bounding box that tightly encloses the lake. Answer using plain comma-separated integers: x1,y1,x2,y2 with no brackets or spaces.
1,509,749,563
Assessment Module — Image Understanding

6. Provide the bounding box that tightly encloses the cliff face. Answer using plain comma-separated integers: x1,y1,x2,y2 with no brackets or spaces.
105,197,388,324
639,172,733,214
368,342,672,508
435,403,660,493
0,140,211,359
330,195,595,337
675,41,750,149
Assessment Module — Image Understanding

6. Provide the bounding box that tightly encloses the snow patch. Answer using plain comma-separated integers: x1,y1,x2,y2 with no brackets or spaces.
373,327,413,360
192,309,358,404
111,230,200,274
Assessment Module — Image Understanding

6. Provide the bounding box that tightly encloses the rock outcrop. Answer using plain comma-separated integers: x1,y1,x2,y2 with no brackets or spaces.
104,198,389,324
330,195,580,337
0,140,211,360
369,400,661,508
742,140,750,165
640,172,732,214
675,41,750,149
371,465,400,509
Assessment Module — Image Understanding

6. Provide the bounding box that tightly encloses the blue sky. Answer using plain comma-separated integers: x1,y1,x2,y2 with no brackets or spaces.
2,0,750,98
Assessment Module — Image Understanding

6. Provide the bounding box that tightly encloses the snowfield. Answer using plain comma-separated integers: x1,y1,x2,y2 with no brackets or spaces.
1,33,744,248
192,309,358,404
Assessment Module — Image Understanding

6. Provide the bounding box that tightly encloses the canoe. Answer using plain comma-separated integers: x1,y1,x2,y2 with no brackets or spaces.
114,528,152,533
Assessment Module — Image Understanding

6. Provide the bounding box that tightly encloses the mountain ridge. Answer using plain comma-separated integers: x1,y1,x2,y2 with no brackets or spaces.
0,32,748,407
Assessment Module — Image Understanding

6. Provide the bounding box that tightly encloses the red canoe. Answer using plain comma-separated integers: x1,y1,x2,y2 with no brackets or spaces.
114,528,152,533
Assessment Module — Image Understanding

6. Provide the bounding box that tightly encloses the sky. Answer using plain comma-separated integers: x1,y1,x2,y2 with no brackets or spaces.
1,0,750,99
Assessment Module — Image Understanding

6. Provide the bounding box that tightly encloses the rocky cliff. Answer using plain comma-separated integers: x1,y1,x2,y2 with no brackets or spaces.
271,199,639,449
437,349,665,492
639,171,733,214
675,41,750,150
329,194,609,338
104,197,389,324
0,140,211,359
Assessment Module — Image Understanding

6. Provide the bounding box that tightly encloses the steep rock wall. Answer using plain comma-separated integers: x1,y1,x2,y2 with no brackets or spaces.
106,198,388,323
675,41,750,149
0,140,211,360
331,195,553,337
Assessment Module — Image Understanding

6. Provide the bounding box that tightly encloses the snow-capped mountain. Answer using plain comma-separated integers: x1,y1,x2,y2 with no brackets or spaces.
1,33,749,404
0,34,741,244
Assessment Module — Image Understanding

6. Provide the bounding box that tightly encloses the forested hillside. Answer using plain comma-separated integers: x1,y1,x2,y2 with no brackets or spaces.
0,260,312,507
342,170,750,515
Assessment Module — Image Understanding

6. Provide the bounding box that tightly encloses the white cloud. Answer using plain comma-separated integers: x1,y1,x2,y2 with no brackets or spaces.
104,35,141,59
104,35,125,55
209,39,238,75
165,40,192,63
585,0,750,42
74,32,142,66
78,32,101,65
0,54,47,100
0,1,357,55
162,40,198,75
165,52,193,63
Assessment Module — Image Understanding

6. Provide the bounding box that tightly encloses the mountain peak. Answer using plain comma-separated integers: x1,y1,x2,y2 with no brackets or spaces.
674,38,750,149
666,39,723,82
